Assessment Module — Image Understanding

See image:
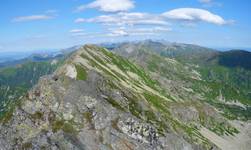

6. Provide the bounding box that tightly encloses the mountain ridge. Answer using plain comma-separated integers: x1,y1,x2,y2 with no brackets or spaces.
0,45,219,149
0,43,250,150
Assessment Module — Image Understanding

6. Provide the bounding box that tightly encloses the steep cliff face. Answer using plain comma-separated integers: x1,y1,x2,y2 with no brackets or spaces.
0,45,249,150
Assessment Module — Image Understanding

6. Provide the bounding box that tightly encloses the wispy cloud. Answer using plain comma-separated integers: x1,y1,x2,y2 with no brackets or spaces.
75,12,169,26
75,8,230,27
125,27,171,36
198,0,222,7
12,15,54,22
69,29,85,33
198,0,212,4
162,8,228,25
72,2,236,43
72,26,171,38
129,27,172,33
74,18,85,23
69,29,86,37
75,0,134,12
74,7,231,38
107,29,129,37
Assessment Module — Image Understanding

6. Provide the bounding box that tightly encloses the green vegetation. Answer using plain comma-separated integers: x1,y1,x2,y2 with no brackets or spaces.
83,111,93,123
145,48,251,121
208,120,239,136
116,93,143,119
98,47,158,88
80,53,121,81
31,111,44,120
0,94,23,124
104,97,125,111
110,45,251,146
200,66,251,105
52,120,64,132
197,65,251,120
22,142,32,150
207,101,251,120
218,50,251,70
0,59,63,119
75,64,87,80
62,122,78,134
0,107,13,123
111,118,121,132
143,92,170,113
52,119,78,134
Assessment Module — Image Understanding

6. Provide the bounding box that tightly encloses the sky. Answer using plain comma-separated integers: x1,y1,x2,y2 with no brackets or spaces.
0,0,251,52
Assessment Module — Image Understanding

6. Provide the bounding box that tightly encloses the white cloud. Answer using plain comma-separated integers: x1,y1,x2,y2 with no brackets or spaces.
12,15,53,22
75,8,228,26
75,18,85,23
198,0,222,7
108,29,129,37
71,32,88,37
73,8,230,39
162,8,227,25
149,26,172,32
76,0,134,12
75,12,169,26
127,27,172,33
71,26,171,38
106,26,171,37
71,32,105,38
69,29,84,33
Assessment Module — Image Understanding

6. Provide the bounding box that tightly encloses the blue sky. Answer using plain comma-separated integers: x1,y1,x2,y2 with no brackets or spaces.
0,0,250,52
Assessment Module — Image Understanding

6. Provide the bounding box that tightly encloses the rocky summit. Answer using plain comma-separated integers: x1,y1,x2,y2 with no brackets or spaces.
0,44,250,150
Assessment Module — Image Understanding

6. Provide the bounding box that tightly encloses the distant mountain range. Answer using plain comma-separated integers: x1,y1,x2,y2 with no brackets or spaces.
0,45,81,68
105,40,251,70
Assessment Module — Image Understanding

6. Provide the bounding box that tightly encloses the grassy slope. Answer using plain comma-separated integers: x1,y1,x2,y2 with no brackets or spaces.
112,44,251,121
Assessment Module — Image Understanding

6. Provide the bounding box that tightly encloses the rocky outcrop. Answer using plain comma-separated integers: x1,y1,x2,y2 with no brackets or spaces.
0,74,195,149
